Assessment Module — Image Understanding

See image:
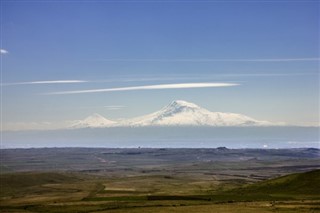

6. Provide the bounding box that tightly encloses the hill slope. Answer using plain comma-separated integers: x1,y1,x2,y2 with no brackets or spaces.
233,169,320,195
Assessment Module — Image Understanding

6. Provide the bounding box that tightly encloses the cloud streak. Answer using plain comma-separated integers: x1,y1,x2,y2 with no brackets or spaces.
2,72,316,86
104,105,126,110
45,82,239,95
92,72,317,83
96,58,320,62
0,49,8,54
2,80,88,86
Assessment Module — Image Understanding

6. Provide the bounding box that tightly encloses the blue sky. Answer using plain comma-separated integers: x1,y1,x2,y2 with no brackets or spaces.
1,0,319,128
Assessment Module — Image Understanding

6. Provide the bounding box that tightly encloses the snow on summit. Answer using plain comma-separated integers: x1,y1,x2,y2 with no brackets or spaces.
170,100,200,108
123,100,273,127
71,113,116,128
68,100,275,129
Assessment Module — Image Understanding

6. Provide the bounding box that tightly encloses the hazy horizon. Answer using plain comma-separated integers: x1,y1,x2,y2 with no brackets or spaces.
2,126,319,149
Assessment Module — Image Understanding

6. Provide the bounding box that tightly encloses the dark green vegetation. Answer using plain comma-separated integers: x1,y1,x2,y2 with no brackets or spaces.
233,169,320,196
1,148,319,212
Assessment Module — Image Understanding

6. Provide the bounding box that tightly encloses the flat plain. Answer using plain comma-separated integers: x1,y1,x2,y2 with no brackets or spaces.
1,148,319,212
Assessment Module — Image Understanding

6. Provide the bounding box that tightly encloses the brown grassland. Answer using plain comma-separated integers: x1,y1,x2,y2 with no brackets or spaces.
1,148,319,212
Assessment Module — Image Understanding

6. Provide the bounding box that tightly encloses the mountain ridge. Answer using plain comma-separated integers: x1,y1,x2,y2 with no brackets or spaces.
71,100,278,129
70,113,116,128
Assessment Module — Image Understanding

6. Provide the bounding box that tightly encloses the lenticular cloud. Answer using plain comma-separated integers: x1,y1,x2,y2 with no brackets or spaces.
46,82,239,95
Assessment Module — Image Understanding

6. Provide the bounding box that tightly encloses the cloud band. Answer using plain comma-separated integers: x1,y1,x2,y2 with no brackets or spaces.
0,49,8,54
2,80,87,86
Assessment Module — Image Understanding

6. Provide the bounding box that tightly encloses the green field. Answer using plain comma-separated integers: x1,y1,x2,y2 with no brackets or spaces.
1,148,319,212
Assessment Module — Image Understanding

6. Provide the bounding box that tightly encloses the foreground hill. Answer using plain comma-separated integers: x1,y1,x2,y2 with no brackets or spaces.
233,169,320,196
0,172,82,197
1,148,319,212
1,169,319,213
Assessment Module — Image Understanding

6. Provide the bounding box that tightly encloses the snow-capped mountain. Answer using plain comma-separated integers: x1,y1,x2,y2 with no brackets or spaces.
70,113,116,128
69,100,275,129
123,100,273,127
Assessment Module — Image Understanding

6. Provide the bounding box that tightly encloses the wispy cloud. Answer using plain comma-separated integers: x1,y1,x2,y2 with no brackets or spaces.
2,80,88,86
104,105,126,110
2,72,315,87
92,72,317,83
96,58,320,62
0,49,8,54
45,82,239,95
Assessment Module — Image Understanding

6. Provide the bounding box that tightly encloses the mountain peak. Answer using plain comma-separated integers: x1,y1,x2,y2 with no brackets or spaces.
70,100,275,128
123,100,274,127
169,100,200,109
71,113,115,128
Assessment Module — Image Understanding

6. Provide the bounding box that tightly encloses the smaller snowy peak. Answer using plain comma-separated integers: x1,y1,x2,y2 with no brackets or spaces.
70,113,116,128
87,113,107,119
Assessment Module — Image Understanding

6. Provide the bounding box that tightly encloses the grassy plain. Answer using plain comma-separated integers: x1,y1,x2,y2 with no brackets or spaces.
1,148,319,212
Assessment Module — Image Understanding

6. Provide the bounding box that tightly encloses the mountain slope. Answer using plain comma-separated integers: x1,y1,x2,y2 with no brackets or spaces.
70,113,116,128
68,100,276,128
232,169,320,195
123,100,273,127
